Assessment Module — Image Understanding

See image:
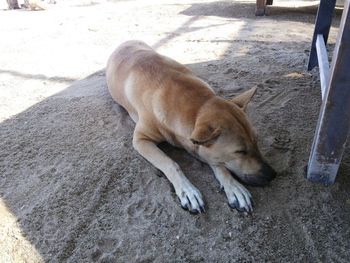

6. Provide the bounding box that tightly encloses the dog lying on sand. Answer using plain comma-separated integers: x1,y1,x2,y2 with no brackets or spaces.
106,41,276,214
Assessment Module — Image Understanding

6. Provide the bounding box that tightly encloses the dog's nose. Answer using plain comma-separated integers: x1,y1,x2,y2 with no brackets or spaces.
242,162,276,186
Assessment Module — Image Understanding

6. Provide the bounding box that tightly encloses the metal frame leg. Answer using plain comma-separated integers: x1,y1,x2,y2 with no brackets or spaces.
307,1,350,185
308,0,337,71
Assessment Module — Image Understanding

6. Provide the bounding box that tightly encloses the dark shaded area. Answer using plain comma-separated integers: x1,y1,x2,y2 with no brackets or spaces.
180,1,342,23
1,40,350,261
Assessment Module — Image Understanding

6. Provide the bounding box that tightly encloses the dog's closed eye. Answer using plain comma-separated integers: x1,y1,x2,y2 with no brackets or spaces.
235,150,248,155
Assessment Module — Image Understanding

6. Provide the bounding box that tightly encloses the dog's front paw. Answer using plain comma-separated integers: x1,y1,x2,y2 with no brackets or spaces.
224,180,253,213
176,181,205,214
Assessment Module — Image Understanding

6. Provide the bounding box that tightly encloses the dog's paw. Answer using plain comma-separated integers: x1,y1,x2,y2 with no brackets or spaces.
224,181,253,213
176,182,205,214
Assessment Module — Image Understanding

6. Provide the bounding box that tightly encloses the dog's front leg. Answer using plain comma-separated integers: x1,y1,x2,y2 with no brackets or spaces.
133,130,205,214
210,165,253,213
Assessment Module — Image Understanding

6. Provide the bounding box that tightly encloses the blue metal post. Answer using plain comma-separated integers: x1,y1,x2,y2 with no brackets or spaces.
307,1,350,185
307,0,337,71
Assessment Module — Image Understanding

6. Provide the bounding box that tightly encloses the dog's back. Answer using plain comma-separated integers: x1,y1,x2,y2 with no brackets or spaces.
106,41,154,118
106,40,215,134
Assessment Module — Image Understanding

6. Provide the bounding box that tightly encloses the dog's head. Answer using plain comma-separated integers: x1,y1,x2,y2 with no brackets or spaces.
191,87,276,186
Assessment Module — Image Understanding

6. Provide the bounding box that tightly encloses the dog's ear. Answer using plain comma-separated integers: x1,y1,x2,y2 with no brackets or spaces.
230,86,257,111
190,123,221,146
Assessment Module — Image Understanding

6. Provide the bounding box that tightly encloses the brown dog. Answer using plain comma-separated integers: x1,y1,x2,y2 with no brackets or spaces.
106,41,276,214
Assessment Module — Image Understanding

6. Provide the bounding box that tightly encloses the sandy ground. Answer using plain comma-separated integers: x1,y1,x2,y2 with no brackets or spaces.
1,0,350,262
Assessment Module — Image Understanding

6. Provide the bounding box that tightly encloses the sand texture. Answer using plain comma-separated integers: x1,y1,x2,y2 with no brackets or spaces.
0,0,350,262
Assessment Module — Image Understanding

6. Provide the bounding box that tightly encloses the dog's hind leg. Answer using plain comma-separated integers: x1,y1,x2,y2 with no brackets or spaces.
210,165,253,213
133,127,205,214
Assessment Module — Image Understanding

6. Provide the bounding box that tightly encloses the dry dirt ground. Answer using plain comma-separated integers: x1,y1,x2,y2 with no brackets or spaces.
1,0,350,262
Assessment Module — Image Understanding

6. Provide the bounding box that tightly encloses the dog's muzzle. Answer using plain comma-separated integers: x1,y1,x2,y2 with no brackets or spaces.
242,162,276,186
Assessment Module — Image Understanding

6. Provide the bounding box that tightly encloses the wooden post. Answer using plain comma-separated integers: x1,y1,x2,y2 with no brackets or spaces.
256,0,266,16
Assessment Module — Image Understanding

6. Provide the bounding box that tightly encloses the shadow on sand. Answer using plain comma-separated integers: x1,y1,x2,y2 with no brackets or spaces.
0,1,349,262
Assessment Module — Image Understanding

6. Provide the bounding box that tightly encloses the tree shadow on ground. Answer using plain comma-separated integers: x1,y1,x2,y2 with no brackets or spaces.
180,0,342,24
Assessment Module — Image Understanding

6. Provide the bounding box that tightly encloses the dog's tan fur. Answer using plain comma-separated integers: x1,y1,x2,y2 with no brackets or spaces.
106,41,275,213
